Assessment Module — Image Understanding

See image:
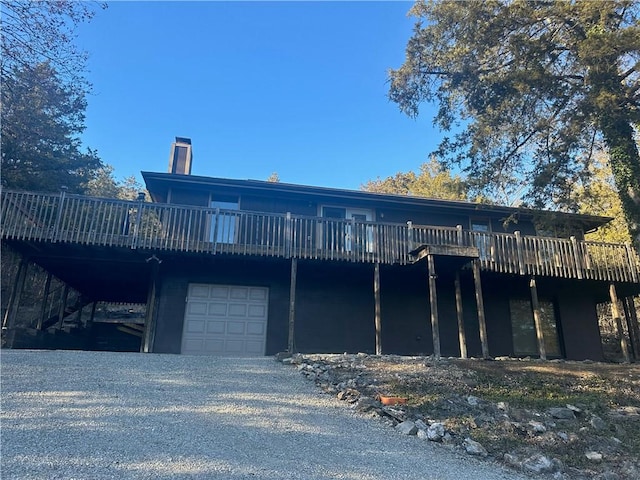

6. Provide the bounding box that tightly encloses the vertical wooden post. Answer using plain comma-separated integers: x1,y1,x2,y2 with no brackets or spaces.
56,285,70,330
407,221,414,252
142,259,160,353
285,212,292,258
456,225,464,246
288,258,298,353
374,262,382,355
454,271,467,359
472,259,489,359
427,254,440,359
609,283,630,363
624,243,639,283
89,301,98,326
514,231,526,275
75,297,84,326
2,256,29,330
529,277,547,360
622,297,639,361
570,236,583,279
36,272,53,330
52,186,67,243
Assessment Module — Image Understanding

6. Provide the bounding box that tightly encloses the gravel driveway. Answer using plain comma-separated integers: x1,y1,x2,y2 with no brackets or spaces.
1,350,528,480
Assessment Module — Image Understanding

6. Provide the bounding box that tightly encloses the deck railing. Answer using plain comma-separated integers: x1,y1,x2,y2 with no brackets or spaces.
2,189,639,283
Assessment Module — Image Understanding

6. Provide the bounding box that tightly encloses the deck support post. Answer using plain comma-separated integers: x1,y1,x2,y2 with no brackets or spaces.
88,301,98,327
2,255,29,330
374,262,382,355
529,277,547,360
141,257,161,353
427,254,440,359
288,258,298,353
36,272,53,330
623,297,639,361
454,271,467,359
472,259,489,359
609,283,630,363
56,285,70,330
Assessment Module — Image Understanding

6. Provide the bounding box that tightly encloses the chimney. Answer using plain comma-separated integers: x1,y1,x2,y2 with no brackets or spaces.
168,137,193,175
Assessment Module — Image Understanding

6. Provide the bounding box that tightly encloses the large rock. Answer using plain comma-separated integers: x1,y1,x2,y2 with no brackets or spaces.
463,438,488,457
522,454,556,474
426,422,445,442
549,407,576,420
396,420,418,436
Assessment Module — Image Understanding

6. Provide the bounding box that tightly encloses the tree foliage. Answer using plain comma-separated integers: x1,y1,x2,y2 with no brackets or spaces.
1,1,105,193
362,157,468,200
389,0,640,246
1,62,101,193
85,164,148,201
574,153,632,244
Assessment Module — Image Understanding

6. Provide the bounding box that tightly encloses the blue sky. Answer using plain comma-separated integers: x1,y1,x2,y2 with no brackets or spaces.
77,1,440,190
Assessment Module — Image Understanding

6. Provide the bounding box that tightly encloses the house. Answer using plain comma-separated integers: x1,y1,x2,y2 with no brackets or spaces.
2,138,640,360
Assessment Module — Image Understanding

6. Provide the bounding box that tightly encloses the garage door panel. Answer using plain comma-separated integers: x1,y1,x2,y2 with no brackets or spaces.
208,303,228,316
230,287,249,300
189,285,211,298
248,305,266,318
182,284,268,356
186,320,206,333
226,321,246,335
206,321,226,334
187,302,208,315
246,322,265,336
210,286,229,299
228,304,247,317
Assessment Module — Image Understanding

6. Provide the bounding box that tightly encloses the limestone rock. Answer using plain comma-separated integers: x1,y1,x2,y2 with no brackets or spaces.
427,422,445,442
396,420,418,436
585,451,603,463
463,438,488,457
590,415,606,431
522,454,556,474
529,421,547,433
549,407,576,420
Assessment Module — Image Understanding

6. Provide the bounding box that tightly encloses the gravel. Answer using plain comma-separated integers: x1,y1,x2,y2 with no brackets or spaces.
1,350,529,480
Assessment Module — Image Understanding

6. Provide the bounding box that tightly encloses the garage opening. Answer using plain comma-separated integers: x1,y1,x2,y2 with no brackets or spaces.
181,284,269,356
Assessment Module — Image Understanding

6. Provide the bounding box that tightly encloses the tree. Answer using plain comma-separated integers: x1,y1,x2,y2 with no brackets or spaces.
85,165,148,200
1,1,103,86
389,0,640,247
266,172,281,183
574,155,632,244
1,62,101,193
362,157,468,200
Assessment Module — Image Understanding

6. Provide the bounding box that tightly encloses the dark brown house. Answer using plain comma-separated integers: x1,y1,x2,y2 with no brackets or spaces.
2,141,640,360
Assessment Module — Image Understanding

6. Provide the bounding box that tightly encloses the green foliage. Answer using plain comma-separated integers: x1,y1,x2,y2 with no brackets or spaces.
85,165,148,200
1,62,102,193
389,0,640,246
362,157,468,200
574,155,632,244
266,172,281,183
1,1,105,194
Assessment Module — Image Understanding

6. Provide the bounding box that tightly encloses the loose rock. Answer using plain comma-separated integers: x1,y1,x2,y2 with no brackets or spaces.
396,420,418,436
585,451,603,463
522,454,556,474
427,422,445,442
549,407,576,420
463,438,488,457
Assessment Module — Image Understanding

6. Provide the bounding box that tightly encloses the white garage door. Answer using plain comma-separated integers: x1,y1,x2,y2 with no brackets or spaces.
181,284,269,356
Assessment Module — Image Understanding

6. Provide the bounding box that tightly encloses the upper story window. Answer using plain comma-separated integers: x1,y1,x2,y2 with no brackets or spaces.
210,198,239,244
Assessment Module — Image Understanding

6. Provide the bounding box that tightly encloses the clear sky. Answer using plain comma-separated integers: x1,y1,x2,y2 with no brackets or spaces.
76,1,440,190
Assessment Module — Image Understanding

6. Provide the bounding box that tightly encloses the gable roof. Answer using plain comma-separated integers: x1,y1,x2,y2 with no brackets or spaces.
141,171,612,232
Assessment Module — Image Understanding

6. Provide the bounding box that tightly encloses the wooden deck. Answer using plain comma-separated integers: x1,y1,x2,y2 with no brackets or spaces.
2,189,639,283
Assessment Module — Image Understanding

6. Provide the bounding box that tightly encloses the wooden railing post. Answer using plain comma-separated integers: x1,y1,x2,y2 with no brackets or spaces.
288,258,298,353
456,224,464,246
131,192,146,249
407,221,414,252
51,186,67,243
514,231,526,275
285,212,292,258
570,236,584,279
625,243,639,283
374,262,382,355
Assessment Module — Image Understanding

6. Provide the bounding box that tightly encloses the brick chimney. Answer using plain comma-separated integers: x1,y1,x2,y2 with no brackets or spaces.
168,137,192,175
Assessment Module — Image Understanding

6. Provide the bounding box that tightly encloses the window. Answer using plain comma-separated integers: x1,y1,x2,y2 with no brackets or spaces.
471,220,492,260
509,299,561,357
320,206,374,253
210,199,239,244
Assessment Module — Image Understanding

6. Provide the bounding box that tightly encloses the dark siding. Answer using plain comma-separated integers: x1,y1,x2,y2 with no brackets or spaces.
169,188,209,207
152,256,290,355
241,195,318,216
294,261,375,353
